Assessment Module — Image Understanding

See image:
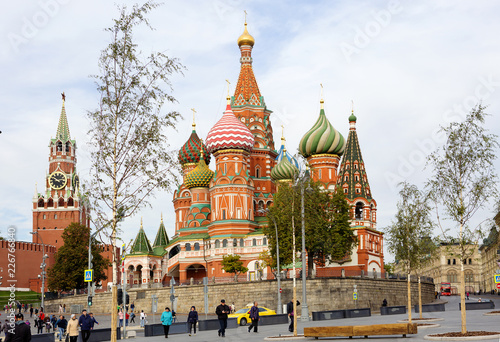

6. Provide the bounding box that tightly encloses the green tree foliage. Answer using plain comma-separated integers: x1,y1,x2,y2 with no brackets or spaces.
426,105,499,333
221,254,248,281
265,178,356,277
385,182,435,321
47,223,110,291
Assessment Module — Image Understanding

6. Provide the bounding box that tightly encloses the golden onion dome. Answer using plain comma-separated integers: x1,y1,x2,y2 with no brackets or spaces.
237,23,255,47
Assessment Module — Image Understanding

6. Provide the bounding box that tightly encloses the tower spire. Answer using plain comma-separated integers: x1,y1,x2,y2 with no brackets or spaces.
56,92,71,143
320,83,324,110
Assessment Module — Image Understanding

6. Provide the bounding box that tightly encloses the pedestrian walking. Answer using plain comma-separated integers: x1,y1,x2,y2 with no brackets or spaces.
287,300,300,333
130,312,136,324
58,305,63,314
140,311,146,328
36,316,44,334
29,307,33,318
89,313,98,330
63,304,66,313
466,292,470,300
55,315,67,342
67,315,79,342
125,312,129,326
118,310,124,327
231,302,235,314
215,299,230,338
187,306,198,336
2,319,9,340
130,302,135,312
78,309,92,342
160,307,172,338
247,302,260,333
4,313,31,342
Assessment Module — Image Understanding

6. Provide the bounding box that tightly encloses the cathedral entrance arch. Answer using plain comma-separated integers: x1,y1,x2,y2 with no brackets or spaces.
185,264,206,284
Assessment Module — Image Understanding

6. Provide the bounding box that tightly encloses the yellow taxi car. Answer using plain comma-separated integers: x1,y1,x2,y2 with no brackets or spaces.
228,306,277,326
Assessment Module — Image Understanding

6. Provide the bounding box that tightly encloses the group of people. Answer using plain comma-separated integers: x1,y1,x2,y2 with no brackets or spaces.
0,309,97,342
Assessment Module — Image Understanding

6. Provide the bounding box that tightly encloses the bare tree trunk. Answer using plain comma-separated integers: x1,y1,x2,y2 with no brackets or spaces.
418,276,422,319
460,257,467,333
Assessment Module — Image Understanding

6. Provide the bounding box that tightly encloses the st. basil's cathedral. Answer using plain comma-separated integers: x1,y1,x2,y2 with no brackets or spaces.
123,22,384,287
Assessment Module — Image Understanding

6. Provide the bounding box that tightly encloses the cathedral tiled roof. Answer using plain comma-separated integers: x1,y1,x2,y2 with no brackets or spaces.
185,155,214,188
271,153,299,183
130,222,153,255
178,129,210,166
205,100,254,153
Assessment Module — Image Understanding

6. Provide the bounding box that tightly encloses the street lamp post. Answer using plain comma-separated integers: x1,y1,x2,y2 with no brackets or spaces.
300,175,310,322
259,209,282,314
30,232,47,311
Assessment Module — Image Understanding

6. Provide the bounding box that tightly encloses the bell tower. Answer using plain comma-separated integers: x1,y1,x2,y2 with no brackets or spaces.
32,93,89,249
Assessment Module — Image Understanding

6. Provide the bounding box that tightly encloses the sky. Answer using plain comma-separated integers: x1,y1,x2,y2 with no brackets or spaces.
1,0,499,262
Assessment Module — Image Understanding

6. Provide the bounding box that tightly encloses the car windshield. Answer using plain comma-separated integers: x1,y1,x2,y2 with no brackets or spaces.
235,309,249,314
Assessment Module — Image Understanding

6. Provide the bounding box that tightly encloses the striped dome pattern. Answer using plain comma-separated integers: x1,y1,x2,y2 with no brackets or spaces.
185,158,214,188
299,107,345,158
271,154,299,182
178,130,211,165
276,143,300,170
206,103,254,154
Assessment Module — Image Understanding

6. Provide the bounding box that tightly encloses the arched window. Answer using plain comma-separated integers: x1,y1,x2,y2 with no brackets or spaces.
65,142,70,153
185,243,191,251
355,202,363,219
54,214,58,219
222,209,226,220
194,243,200,251
465,271,474,282
57,141,62,152
240,239,244,247
263,238,267,245
43,214,46,219
233,239,237,247
255,167,260,178
222,239,228,248
215,240,220,248
38,199,44,208
447,271,458,283
252,239,257,246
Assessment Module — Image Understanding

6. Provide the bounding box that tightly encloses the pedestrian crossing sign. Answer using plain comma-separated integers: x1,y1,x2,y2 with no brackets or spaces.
84,269,93,282
494,274,500,284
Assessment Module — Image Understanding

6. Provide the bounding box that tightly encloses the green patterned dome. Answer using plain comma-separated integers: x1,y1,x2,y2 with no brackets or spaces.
185,157,214,188
349,111,357,122
299,101,346,158
271,152,299,182
178,130,210,166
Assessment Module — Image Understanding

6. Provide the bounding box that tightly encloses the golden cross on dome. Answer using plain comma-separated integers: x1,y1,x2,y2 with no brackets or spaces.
351,100,354,113
281,125,285,141
244,10,247,24
191,108,196,129
61,92,66,102
320,83,324,109
225,79,231,96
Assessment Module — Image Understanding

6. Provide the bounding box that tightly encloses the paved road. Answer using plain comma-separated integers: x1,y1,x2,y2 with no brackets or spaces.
29,294,500,341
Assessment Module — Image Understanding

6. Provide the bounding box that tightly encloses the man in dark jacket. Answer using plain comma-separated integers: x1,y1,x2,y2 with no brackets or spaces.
55,315,67,342
247,302,260,333
215,299,230,337
5,313,31,342
78,310,92,342
287,300,300,333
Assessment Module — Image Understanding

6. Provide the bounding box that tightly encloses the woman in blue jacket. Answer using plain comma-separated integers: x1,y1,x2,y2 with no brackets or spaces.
160,307,173,338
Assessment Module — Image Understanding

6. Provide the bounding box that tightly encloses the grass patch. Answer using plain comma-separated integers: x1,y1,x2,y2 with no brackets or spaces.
0,291,41,307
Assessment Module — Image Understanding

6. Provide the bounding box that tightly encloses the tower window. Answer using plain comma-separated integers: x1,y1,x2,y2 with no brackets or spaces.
65,142,70,153
223,239,228,248
263,238,267,245
43,214,46,219
55,214,57,219
233,239,237,247
185,243,191,251
344,189,348,194
57,141,62,152
194,243,200,251
252,239,257,246
222,209,226,220
256,167,260,178
240,238,244,247
215,240,220,248
355,202,363,219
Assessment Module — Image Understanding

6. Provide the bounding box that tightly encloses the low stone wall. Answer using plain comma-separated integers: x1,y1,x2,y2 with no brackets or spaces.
45,277,434,316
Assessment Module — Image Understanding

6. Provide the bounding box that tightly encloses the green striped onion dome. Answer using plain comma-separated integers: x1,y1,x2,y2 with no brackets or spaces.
299,106,346,157
184,158,214,189
178,130,211,166
271,153,299,182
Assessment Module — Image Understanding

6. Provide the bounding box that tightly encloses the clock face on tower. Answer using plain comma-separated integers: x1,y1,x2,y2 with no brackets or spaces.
49,171,67,190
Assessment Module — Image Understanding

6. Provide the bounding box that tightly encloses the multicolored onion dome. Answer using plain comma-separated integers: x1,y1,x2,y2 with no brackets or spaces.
178,130,210,165
271,151,299,182
237,23,255,47
184,157,214,188
276,141,300,170
349,111,357,122
299,101,345,158
206,100,255,154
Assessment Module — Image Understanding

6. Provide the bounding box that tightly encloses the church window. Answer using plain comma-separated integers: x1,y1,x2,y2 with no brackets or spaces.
236,208,241,219
57,141,63,152
55,214,57,219
255,167,260,178
233,239,237,247
447,271,457,283
54,227,57,229
196,194,199,201
453,259,456,265
224,164,227,174
185,243,191,251
263,238,267,245
318,169,322,178
194,243,200,251
222,209,226,220
346,164,350,169
252,239,257,246
39,199,44,208
344,175,348,182
344,188,348,194
43,214,46,219
240,238,244,247
65,142,70,153
354,164,358,169
222,239,228,248
42,227,46,230
355,202,363,219
215,240,220,248
469,258,472,264
355,176,358,181
240,117,245,123
356,189,360,194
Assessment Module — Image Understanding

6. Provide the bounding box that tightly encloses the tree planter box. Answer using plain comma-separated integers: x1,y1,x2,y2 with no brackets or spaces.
414,303,445,312
344,308,371,318
380,306,407,315
312,310,346,321
259,314,289,325
76,328,121,342
198,318,237,331
459,301,495,310
144,322,188,336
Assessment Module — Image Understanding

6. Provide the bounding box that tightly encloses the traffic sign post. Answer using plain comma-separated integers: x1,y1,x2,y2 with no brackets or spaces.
494,274,500,284
353,293,358,300
496,283,500,290
84,269,93,283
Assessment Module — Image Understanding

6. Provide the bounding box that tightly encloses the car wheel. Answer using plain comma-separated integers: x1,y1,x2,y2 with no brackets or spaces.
240,318,247,326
